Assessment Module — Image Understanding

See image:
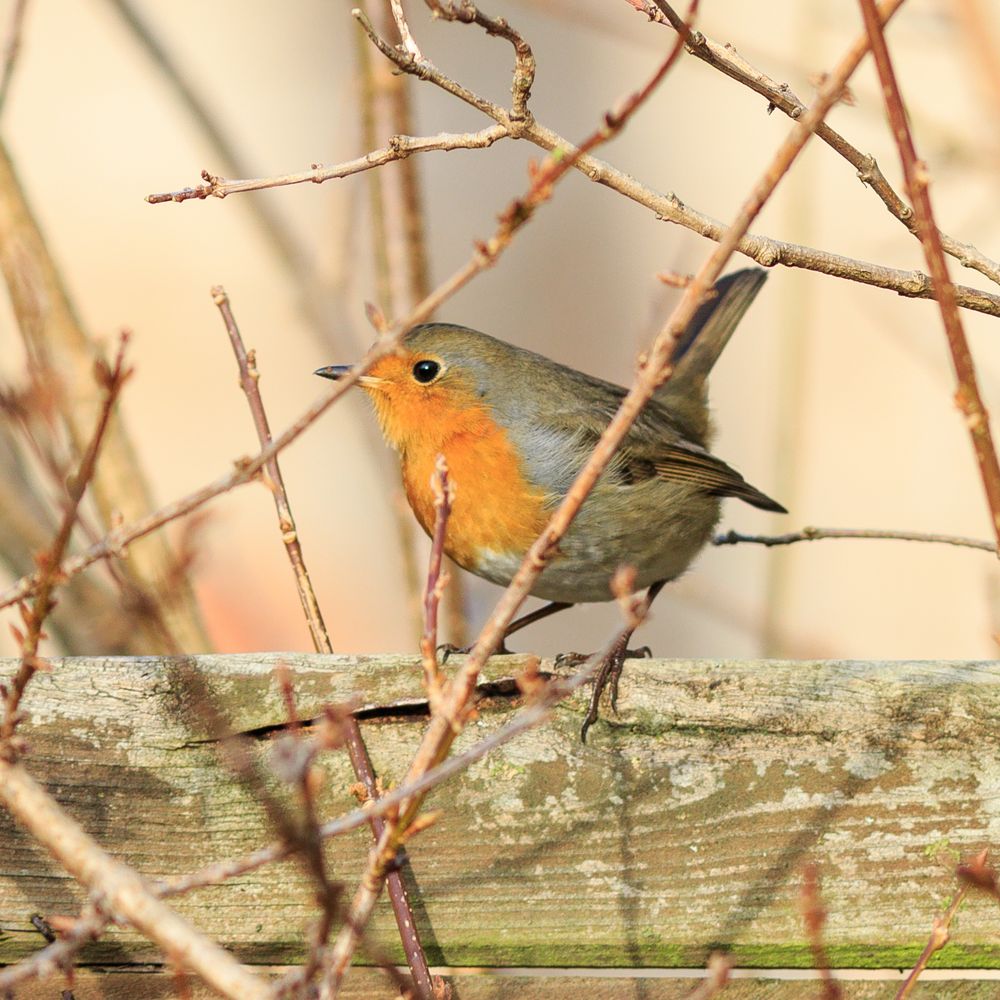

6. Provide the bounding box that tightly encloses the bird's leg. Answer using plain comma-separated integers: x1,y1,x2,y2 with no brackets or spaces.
569,580,666,742
439,600,573,660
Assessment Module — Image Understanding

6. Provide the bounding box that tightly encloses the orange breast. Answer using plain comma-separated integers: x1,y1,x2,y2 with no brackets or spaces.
401,404,550,573
362,354,550,573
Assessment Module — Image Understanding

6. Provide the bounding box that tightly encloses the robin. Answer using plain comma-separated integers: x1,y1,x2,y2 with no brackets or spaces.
317,268,785,738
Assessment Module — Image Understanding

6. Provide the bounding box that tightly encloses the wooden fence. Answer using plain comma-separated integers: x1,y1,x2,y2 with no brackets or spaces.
1,654,999,997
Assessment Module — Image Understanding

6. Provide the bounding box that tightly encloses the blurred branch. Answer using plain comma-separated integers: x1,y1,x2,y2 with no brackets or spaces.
0,421,146,654
372,1,470,649
2,336,130,748
354,1,455,650
0,138,209,651
0,902,108,994
952,0,1000,142
684,953,731,1000
0,757,270,1000
859,0,1000,552
630,0,1000,289
213,286,434,998
0,0,27,115
801,864,841,1000
714,526,996,552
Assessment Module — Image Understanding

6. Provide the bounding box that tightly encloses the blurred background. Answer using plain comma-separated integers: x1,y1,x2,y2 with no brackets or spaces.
1,0,998,662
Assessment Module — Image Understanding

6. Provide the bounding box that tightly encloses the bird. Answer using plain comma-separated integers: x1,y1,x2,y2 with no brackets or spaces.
317,268,785,739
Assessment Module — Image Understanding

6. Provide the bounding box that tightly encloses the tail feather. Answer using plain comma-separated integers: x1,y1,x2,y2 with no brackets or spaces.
666,268,768,389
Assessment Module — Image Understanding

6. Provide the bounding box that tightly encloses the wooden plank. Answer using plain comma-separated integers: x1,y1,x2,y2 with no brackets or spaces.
5,968,1000,999
5,968,997,1000
0,655,998,971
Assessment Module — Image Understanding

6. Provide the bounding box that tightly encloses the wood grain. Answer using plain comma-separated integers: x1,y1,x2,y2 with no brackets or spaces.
0,654,998,976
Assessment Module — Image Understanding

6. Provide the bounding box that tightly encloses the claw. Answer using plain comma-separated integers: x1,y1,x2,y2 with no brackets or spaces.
575,640,655,742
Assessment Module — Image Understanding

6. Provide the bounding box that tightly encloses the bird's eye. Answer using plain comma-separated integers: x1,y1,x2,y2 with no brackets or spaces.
412,359,441,384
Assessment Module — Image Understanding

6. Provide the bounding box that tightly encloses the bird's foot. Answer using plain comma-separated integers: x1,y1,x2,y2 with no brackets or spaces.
438,640,512,663
556,639,652,741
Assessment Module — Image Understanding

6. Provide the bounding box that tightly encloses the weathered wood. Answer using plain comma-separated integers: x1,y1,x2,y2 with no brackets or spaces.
0,654,998,976
7,967,1000,999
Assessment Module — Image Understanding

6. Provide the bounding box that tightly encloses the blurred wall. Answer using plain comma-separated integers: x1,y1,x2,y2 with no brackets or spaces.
1,0,998,660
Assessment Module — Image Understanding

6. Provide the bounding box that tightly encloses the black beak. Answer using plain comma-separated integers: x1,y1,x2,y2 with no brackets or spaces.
314,365,353,381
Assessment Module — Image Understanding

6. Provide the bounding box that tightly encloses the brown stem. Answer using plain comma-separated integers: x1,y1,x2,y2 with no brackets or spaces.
858,0,1000,551
894,884,967,1000
420,457,453,702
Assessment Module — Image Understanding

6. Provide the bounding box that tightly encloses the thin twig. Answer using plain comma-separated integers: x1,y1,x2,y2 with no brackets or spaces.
0,139,209,652
858,0,1000,551
420,456,453,704
421,0,536,120
213,287,434,998
894,884,967,1000
146,127,509,203
1,335,131,748
0,903,107,993
213,288,331,652
713,526,995,553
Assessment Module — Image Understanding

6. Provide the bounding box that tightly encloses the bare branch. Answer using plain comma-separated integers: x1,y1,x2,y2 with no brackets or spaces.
420,456,453,704
713,526,996,553
420,0,536,120
859,0,1000,550
354,1,1000,317
631,0,1000,288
